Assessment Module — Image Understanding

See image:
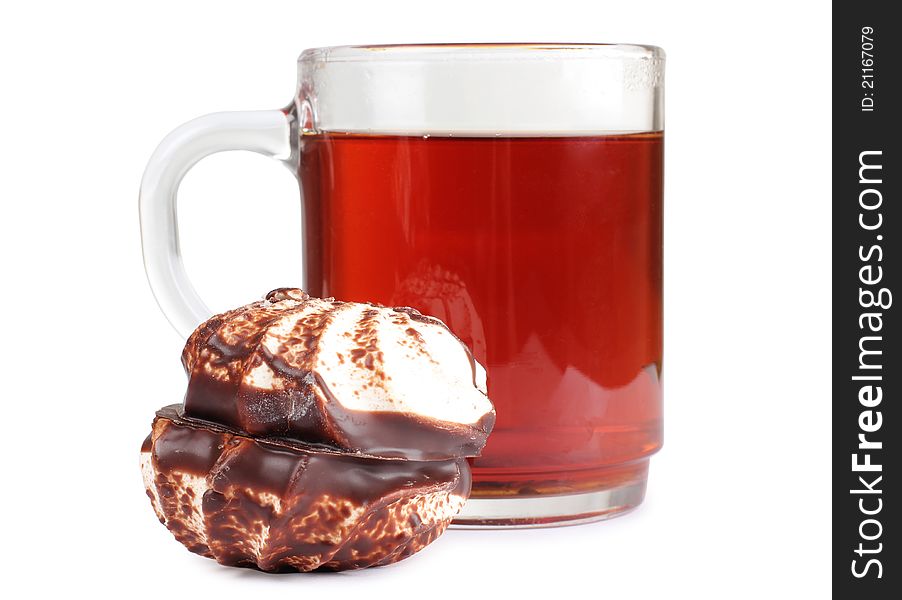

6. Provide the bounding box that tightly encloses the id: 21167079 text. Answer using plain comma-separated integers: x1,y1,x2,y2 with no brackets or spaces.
860,27,876,111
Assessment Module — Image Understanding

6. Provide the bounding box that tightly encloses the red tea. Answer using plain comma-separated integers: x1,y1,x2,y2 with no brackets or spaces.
299,133,663,498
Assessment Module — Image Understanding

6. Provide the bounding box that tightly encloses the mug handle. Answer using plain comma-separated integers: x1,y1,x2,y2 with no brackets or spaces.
139,110,293,338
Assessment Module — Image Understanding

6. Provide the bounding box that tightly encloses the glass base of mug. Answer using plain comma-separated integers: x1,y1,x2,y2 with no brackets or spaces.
451,477,647,529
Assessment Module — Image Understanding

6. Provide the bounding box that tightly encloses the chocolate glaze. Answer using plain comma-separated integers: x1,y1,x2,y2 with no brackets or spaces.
315,371,495,460
181,289,494,460
142,406,469,572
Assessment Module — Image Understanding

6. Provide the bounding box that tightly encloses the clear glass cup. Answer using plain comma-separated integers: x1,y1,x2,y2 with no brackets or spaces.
140,43,665,527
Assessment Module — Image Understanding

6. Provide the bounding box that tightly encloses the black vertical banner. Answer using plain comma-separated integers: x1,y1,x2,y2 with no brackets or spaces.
834,2,900,596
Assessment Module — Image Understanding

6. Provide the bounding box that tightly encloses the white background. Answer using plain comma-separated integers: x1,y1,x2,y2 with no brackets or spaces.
0,1,831,597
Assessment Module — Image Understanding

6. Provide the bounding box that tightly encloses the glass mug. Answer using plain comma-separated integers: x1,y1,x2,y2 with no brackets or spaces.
140,44,664,527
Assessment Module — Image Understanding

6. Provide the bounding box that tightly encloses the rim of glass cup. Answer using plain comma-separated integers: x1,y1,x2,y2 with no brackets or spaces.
298,43,665,63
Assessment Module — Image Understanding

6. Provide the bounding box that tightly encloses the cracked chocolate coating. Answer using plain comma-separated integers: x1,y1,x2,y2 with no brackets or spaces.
142,406,470,572
141,289,495,572
180,288,494,460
